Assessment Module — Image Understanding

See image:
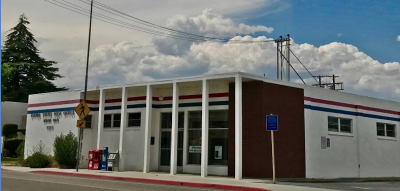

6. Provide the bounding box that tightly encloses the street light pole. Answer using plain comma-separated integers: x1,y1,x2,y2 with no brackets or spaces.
76,0,93,172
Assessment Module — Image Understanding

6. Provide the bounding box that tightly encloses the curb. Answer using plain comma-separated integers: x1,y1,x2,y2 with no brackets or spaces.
33,171,270,191
278,178,400,183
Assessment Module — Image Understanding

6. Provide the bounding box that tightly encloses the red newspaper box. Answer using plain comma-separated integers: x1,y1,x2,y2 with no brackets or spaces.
88,150,94,170
92,149,103,170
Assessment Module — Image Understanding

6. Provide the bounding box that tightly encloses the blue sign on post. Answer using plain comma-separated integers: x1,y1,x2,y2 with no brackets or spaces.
266,115,278,131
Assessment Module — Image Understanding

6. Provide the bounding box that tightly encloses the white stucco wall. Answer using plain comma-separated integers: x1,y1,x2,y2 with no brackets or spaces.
1,102,28,131
25,91,81,159
304,86,400,178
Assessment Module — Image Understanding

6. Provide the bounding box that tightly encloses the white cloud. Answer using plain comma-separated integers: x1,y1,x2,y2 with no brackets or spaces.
397,35,400,41
4,5,396,102
152,9,273,56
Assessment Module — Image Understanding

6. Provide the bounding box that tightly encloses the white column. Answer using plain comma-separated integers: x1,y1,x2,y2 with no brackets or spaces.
97,89,105,149
118,87,127,171
170,82,179,175
143,85,152,173
235,75,243,180
201,79,209,177
182,111,189,169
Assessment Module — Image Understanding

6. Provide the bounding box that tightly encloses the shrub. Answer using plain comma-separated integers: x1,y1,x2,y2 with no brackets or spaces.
53,131,78,168
25,152,51,168
16,141,25,157
4,138,24,157
2,123,18,138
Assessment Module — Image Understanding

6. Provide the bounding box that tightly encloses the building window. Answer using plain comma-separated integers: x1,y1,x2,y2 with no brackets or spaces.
188,111,202,165
208,110,228,166
328,116,352,133
85,115,92,128
104,114,121,128
377,123,396,138
159,112,184,166
128,113,141,127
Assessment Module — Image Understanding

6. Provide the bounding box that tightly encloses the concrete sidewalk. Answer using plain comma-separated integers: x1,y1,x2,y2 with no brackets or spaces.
1,166,337,191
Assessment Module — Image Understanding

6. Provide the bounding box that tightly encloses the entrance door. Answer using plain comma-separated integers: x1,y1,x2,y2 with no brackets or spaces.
159,112,184,171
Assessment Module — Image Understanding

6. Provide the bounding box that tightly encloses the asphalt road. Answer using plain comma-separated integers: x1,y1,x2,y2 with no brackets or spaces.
1,170,221,191
281,181,400,191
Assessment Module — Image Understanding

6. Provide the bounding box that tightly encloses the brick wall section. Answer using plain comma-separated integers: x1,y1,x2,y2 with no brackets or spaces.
228,81,305,178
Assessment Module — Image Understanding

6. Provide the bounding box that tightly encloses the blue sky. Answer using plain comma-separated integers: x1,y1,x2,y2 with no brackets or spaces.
244,0,400,63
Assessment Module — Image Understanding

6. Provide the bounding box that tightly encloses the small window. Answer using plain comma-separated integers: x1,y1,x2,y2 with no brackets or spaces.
377,123,396,138
128,113,141,127
160,112,184,129
113,114,121,127
103,114,121,128
104,114,112,128
328,116,352,133
85,115,92,128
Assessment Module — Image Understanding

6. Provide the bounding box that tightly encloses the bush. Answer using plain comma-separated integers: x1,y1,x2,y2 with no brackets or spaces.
2,123,18,138
25,152,51,168
16,141,25,157
53,131,78,168
4,138,24,157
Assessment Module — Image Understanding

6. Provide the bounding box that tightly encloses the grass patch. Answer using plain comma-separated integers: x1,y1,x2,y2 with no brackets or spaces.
1,157,19,165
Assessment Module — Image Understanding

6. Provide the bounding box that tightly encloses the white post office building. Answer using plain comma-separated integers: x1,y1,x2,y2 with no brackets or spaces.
25,72,400,179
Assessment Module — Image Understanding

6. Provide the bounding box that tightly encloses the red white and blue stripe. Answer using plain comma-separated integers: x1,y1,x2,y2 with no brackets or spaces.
27,93,229,114
304,97,400,122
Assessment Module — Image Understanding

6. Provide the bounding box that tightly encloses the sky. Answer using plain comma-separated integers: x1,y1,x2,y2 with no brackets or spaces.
1,0,400,102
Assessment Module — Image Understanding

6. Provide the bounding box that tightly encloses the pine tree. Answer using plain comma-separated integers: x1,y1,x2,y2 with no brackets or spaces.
1,14,67,102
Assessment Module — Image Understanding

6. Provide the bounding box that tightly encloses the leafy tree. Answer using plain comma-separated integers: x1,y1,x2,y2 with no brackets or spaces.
1,14,67,102
1,63,13,101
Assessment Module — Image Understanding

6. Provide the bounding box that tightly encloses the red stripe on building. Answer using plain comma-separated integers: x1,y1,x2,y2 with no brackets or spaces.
152,93,229,101
305,97,400,115
28,100,80,107
127,96,146,101
85,100,99,104
28,93,229,107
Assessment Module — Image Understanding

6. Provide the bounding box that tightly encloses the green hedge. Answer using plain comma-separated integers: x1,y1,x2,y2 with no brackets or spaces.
2,123,18,138
16,141,25,157
53,131,77,168
4,138,24,157
25,152,52,168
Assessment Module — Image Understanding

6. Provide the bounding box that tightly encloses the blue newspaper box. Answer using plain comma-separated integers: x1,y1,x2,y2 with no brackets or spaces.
100,147,108,171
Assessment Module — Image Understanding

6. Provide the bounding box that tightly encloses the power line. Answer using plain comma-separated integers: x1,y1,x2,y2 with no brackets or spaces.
81,0,272,43
277,47,306,85
45,0,275,44
288,48,319,83
48,0,227,42
79,0,230,42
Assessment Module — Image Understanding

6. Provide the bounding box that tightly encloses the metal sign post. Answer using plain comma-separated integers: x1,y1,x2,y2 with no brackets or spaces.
266,114,278,184
75,0,94,172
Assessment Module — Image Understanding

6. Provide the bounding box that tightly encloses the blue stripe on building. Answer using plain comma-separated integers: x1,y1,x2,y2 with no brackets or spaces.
305,104,400,122
28,101,229,114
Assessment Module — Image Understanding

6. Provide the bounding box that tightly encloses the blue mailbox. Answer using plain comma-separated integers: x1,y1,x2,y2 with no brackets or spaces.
100,147,108,171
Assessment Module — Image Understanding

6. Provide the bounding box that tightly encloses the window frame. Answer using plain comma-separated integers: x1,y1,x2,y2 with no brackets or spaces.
127,112,141,128
377,122,397,138
327,116,353,134
103,113,121,128
85,115,92,128
208,109,229,166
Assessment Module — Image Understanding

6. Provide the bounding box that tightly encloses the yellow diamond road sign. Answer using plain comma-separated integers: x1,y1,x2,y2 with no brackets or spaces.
75,101,91,120
77,120,86,128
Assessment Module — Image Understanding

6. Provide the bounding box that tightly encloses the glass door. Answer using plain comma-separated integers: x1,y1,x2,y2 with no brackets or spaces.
159,112,184,169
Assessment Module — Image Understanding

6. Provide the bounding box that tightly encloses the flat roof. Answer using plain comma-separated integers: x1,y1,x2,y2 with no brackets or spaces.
30,71,400,104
